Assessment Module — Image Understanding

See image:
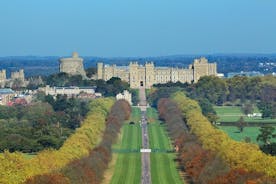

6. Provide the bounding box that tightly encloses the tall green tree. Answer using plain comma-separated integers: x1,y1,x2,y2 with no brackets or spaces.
257,126,276,145
236,116,247,133
195,76,228,105
241,102,254,115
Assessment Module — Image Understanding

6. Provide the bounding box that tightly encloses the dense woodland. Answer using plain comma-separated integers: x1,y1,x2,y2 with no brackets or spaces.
0,94,90,153
0,98,115,183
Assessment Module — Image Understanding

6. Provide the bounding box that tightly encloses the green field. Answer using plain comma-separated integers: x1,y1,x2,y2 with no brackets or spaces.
147,108,183,184
218,126,276,144
214,106,276,123
110,107,142,184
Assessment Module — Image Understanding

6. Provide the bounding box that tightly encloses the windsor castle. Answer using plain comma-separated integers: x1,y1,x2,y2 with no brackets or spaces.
0,69,25,87
59,53,217,89
97,57,217,88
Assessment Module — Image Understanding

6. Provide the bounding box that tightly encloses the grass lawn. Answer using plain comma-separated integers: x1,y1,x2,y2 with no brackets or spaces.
110,107,142,184
214,106,276,123
146,107,159,123
218,126,276,144
23,153,36,159
147,108,184,184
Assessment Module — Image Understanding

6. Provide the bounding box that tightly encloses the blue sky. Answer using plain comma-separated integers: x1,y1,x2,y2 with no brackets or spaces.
0,0,276,57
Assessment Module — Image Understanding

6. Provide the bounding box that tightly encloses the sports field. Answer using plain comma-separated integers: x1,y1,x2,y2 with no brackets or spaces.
147,108,183,184
110,107,142,184
214,106,276,123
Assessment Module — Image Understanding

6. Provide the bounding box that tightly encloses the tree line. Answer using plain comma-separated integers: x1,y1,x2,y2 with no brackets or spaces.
25,100,131,184
161,92,276,182
0,98,114,184
0,94,90,153
158,95,276,183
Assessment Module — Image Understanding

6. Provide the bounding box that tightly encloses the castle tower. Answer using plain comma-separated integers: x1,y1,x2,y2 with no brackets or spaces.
145,62,155,88
19,69,25,81
59,52,87,78
11,69,25,81
0,69,6,82
191,57,217,82
97,63,104,80
129,62,139,88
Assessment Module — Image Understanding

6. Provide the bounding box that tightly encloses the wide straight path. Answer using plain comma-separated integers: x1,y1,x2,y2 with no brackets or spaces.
110,107,142,184
139,87,151,184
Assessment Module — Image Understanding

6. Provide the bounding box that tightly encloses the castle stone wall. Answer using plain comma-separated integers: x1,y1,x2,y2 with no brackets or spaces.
97,57,217,88
59,52,87,78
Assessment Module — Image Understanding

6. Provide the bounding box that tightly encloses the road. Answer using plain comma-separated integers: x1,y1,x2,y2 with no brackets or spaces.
139,87,151,184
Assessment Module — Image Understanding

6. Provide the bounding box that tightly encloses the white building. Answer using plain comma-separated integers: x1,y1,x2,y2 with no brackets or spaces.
39,85,96,97
0,88,15,105
116,90,132,105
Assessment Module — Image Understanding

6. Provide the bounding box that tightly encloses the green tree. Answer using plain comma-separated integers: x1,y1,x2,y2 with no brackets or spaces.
96,77,130,96
236,116,247,133
37,136,62,149
257,126,276,145
198,98,216,116
85,67,97,78
244,136,251,143
258,84,276,118
11,79,24,90
206,113,219,124
195,76,228,105
241,102,253,115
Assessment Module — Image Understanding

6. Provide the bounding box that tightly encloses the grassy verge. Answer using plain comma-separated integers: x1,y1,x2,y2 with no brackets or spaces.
147,108,183,184
109,107,142,184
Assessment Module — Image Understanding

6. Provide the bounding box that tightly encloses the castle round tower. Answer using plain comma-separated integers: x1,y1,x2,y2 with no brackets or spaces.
59,52,87,78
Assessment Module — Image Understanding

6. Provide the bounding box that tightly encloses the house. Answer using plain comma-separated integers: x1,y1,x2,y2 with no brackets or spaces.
0,88,15,105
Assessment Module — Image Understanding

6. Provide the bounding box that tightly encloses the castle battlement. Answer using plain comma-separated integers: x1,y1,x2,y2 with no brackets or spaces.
59,52,87,78
97,57,217,88
11,69,25,81
0,69,6,82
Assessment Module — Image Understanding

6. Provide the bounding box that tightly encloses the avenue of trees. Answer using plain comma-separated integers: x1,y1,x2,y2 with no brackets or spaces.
0,98,114,183
169,92,275,181
25,100,131,184
158,93,276,183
